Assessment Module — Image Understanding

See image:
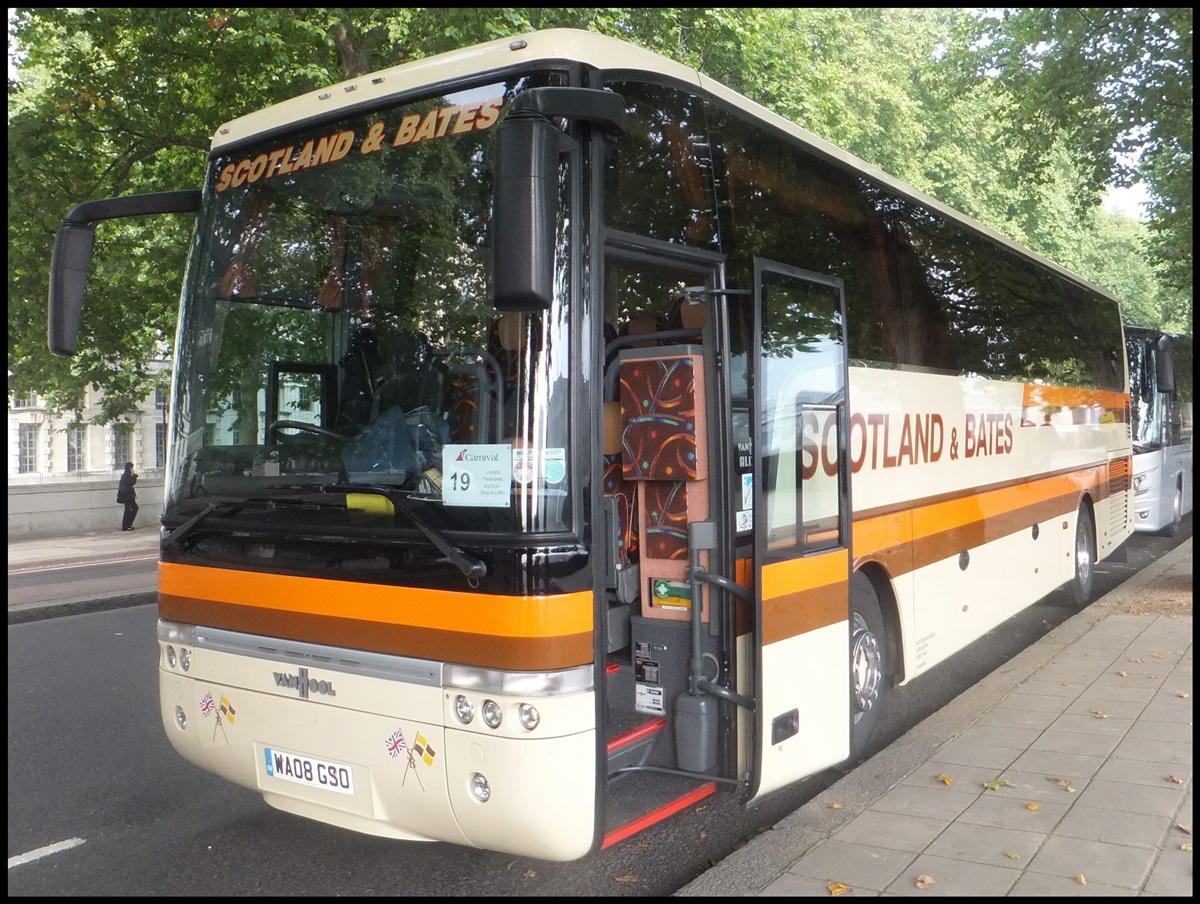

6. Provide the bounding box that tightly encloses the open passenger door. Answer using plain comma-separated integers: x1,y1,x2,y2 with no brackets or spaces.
747,261,852,799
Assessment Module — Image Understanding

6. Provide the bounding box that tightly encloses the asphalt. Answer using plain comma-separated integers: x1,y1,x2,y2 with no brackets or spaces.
7,528,1192,896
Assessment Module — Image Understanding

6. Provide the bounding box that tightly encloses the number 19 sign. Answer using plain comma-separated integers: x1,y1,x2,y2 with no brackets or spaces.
443,444,513,507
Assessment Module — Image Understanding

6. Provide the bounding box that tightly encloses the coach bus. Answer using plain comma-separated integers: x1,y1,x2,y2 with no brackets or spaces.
48,28,1133,861
1126,326,1193,535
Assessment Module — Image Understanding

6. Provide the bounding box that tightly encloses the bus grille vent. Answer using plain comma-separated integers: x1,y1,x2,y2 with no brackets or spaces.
1107,457,1131,532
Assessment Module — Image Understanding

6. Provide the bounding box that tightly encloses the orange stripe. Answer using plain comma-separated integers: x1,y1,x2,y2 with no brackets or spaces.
157,563,594,670
853,461,1123,575
159,563,592,637
760,550,848,645
1022,383,1128,411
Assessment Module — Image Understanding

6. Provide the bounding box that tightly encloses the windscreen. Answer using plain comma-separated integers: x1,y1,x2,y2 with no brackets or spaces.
168,76,574,539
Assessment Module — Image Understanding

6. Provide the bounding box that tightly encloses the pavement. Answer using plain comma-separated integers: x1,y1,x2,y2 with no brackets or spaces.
6,528,1192,896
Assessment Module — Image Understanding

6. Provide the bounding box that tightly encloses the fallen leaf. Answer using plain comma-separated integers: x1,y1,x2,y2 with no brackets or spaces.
1004,851,1020,859
915,874,935,889
1181,843,1193,853
1178,692,1190,699
615,874,639,883
699,831,707,840
1152,652,1164,659
1168,775,1184,784
1116,670,1128,677
827,881,852,896
1047,777,1077,793
1026,802,1039,811
1093,711,1109,719
828,801,843,809
524,869,538,878
983,779,1017,791
1129,657,1143,663
935,773,954,786
1076,874,1087,885
1178,823,1192,835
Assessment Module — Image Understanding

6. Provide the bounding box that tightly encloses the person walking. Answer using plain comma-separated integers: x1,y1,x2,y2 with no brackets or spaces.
117,461,139,531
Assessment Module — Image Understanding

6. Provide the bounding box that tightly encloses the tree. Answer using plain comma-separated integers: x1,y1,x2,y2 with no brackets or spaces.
963,8,1192,308
8,8,1187,422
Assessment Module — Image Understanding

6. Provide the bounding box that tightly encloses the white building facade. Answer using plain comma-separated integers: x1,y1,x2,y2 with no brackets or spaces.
7,362,169,538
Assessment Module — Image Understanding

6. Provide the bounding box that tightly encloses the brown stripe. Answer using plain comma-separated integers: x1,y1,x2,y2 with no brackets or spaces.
760,551,848,645
853,461,1124,577
159,594,593,671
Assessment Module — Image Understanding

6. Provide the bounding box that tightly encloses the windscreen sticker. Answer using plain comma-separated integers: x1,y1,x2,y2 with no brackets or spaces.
737,472,753,532
443,444,512,507
512,447,535,486
542,448,566,484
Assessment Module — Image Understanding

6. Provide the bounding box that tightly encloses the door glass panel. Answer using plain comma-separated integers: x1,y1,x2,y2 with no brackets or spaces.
759,268,847,560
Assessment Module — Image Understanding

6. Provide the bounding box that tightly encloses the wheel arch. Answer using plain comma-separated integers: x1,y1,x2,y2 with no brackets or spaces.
851,558,903,687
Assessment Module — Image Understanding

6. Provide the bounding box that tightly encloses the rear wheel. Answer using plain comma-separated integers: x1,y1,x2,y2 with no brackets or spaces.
850,572,888,758
1066,504,1096,608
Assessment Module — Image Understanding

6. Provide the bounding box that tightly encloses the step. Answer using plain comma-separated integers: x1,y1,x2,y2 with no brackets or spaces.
606,715,668,775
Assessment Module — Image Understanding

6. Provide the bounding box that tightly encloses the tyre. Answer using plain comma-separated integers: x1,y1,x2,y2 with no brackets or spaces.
849,572,888,759
1159,484,1182,538
1066,504,1096,608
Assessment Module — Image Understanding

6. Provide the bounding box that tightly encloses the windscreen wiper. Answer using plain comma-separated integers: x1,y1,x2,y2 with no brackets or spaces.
326,484,488,580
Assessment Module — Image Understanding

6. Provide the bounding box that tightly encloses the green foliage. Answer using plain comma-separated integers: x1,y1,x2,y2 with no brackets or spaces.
8,8,1189,421
963,8,1192,303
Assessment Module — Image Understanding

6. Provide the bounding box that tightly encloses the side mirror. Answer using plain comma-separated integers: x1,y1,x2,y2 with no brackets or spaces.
491,88,626,312
47,190,201,356
48,224,97,356
1155,335,1176,394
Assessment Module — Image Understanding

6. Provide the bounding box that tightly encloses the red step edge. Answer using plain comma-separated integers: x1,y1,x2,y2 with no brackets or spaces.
601,781,718,849
606,716,668,754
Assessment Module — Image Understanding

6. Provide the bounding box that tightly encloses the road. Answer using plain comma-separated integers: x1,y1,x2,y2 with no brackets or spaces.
6,521,1190,896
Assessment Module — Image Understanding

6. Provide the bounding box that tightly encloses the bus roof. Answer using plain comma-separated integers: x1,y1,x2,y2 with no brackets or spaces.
210,27,1118,305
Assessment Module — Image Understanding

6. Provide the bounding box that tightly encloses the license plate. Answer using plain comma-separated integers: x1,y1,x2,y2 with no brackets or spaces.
263,746,355,795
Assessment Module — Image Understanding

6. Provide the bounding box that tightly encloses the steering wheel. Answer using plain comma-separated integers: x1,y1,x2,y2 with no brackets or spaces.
267,420,347,443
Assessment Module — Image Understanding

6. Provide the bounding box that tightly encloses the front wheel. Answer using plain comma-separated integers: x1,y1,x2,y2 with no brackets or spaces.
1066,504,1096,608
1159,484,1183,537
850,572,888,759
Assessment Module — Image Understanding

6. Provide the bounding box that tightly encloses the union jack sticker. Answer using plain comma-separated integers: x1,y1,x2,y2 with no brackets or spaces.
200,692,215,716
386,728,407,759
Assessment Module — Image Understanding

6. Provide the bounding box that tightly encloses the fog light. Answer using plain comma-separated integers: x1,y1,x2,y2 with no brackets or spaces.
518,703,540,731
470,772,491,802
481,699,503,728
174,705,187,729
179,648,191,672
166,645,177,669
454,694,475,724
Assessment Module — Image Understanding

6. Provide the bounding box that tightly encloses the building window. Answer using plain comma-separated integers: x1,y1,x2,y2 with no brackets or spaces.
12,392,37,409
19,423,39,472
155,384,168,412
67,425,86,472
113,426,132,470
155,422,167,468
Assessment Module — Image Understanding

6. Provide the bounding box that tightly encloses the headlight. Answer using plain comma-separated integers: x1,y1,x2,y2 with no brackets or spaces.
179,648,191,672
470,773,491,802
481,699,503,729
454,694,475,724
165,645,177,669
518,703,540,731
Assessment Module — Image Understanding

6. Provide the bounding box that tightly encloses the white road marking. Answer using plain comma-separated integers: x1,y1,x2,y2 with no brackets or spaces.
8,837,86,869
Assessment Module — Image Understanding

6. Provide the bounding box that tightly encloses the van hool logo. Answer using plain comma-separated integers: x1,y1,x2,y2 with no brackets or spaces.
273,667,337,699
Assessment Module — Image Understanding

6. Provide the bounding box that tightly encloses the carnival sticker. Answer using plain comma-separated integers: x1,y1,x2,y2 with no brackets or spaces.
443,444,512,507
